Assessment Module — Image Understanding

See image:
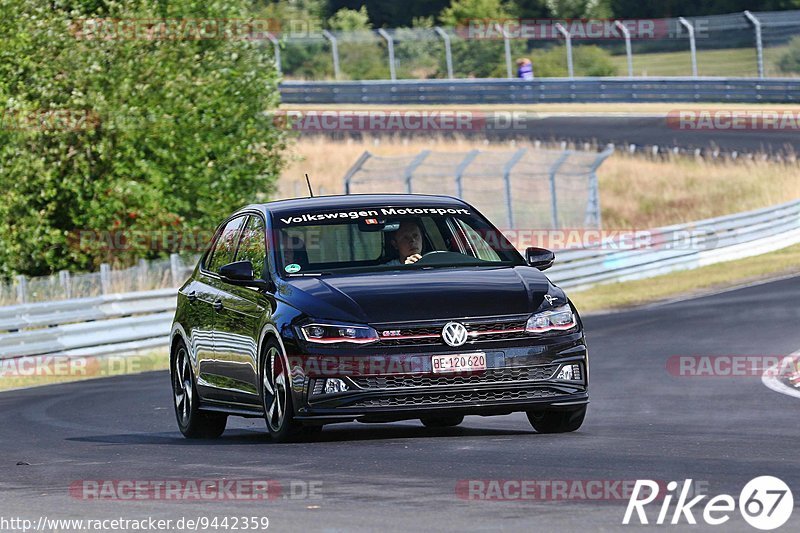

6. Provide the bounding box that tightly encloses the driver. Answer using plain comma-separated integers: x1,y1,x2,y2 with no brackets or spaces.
385,219,423,265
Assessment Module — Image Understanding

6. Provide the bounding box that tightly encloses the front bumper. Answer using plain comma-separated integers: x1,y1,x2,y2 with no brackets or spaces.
290,336,588,423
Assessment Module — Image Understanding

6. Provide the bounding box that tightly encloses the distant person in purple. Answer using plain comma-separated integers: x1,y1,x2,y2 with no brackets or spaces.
516,58,534,80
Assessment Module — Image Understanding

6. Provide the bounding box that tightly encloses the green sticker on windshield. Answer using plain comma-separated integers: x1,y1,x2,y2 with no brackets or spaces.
285,263,301,274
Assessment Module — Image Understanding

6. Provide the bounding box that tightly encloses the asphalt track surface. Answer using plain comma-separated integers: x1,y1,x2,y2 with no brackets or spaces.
1,276,799,532
311,115,800,155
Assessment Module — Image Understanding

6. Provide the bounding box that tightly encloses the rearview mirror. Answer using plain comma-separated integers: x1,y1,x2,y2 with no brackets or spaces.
525,247,555,271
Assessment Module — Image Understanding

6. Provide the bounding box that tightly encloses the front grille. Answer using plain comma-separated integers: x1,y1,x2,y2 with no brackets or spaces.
351,365,559,389
349,388,561,408
377,317,529,347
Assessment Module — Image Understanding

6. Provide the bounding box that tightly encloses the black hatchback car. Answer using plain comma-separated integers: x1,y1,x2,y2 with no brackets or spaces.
170,194,588,441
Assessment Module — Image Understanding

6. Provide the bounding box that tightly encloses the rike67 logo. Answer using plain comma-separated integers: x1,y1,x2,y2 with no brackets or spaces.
624,476,793,530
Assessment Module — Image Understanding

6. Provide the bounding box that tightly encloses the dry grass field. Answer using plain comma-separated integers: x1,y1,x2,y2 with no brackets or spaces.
279,136,800,229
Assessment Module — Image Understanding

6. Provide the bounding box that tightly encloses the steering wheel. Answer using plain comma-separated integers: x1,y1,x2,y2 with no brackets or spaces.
411,250,452,265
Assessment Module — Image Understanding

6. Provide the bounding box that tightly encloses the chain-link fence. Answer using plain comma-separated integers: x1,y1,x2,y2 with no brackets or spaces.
343,147,613,231
272,10,800,80
1,254,198,306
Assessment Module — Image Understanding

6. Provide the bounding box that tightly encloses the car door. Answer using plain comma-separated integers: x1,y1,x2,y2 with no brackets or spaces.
195,214,247,399
209,213,272,405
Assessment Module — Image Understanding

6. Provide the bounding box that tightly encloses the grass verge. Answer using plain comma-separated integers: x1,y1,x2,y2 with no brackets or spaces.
570,243,800,314
0,349,169,392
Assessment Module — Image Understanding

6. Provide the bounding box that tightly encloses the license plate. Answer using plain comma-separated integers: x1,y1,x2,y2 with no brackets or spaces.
431,352,487,374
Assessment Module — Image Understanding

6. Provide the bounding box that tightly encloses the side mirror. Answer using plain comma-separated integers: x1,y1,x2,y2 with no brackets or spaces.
219,260,255,281
218,261,272,291
525,247,555,271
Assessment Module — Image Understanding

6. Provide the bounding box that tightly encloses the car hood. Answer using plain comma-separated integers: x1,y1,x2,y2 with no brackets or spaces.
280,267,553,323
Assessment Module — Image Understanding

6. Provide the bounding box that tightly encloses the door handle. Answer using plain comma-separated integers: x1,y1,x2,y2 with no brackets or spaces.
186,291,197,302
213,300,224,312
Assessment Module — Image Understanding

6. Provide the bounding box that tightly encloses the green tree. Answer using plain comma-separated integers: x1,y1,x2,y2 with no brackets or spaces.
439,0,514,26
0,0,287,277
545,0,613,18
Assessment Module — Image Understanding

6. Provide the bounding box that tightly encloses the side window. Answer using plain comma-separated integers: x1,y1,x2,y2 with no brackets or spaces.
455,219,501,261
237,215,268,278
207,216,247,273
420,217,447,251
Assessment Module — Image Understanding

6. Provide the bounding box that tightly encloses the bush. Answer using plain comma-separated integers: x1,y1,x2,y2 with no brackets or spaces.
531,45,618,77
778,36,800,73
0,0,287,278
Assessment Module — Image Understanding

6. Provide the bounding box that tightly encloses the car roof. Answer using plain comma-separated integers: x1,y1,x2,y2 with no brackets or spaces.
245,193,471,215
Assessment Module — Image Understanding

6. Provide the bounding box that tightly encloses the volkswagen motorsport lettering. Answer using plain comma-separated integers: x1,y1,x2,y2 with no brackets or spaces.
170,194,587,442
279,206,471,225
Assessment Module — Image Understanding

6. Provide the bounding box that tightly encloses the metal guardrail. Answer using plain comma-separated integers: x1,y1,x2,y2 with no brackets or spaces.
547,199,800,290
1,200,799,360
279,77,800,104
0,290,176,359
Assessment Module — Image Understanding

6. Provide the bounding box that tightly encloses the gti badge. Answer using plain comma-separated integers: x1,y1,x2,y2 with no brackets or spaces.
442,322,468,347
544,294,557,305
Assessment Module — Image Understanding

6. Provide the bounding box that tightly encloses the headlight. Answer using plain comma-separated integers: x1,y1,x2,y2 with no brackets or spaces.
300,323,379,344
525,304,576,334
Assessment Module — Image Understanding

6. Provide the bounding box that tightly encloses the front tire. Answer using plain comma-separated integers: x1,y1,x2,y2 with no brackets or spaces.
171,340,227,439
261,339,303,443
526,406,586,433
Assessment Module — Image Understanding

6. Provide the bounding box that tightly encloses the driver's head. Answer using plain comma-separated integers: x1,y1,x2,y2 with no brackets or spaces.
391,220,422,260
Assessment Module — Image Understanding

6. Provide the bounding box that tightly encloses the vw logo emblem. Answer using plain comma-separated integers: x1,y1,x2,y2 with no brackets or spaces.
442,322,468,347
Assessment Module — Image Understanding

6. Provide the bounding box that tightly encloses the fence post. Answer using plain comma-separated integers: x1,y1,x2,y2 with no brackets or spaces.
322,30,341,80
502,149,527,228
454,150,480,198
434,26,454,79
342,151,372,194
555,23,574,79
585,145,615,227
100,263,111,295
170,254,181,287
678,17,698,78
59,270,72,300
138,258,149,291
267,33,281,75
744,11,764,79
16,275,27,304
493,23,513,79
548,151,571,229
404,150,432,193
377,29,396,81
614,21,633,78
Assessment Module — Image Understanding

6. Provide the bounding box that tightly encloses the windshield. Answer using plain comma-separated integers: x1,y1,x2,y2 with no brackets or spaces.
271,205,524,275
